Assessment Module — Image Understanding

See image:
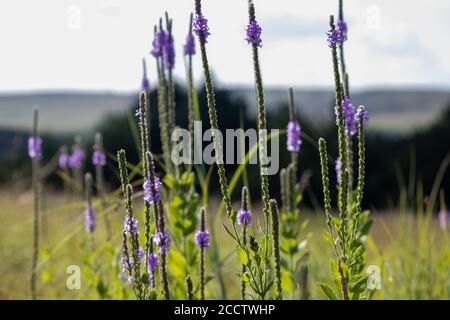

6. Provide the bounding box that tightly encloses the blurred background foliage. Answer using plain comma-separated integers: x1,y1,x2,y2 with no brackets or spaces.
0,84,449,210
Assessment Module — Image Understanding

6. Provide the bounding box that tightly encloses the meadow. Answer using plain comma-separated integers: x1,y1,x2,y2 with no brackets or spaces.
1,0,449,301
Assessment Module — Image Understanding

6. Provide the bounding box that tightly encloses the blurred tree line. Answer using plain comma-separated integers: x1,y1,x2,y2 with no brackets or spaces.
0,84,448,211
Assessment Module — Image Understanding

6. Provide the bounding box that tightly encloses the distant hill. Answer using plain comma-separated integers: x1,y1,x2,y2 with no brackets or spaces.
232,87,450,134
0,88,449,135
0,92,135,134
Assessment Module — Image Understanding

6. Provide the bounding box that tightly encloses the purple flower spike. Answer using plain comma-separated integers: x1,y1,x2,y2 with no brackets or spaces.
163,34,175,69
148,253,158,272
142,78,150,91
137,247,145,262
287,121,302,152
154,230,171,254
84,204,96,233
237,208,252,226
58,151,69,169
92,150,106,166
184,34,196,55
355,106,369,124
337,19,348,41
335,157,342,184
195,230,210,249
342,96,357,136
148,252,158,286
142,59,150,91
438,210,448,230
193,13,210,41
124,215,139,235
327,27,344,48
245,19,262,47
151,30,168,58
28,136,42,159
143,176,162,204
69,147,85,169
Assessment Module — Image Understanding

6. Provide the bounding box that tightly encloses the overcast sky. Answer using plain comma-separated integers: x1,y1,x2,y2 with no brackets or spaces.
0,0,449,92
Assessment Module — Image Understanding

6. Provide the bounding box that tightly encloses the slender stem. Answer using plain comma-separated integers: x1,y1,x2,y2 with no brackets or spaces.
94,133,111,240
270,200,282,300
30,108,39,300
330,16,349,260
196,15,233,221
185,275,194,300
353,110,366,237
156,47,173,175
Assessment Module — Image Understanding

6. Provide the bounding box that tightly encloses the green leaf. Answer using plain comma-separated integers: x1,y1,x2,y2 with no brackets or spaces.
237,246,249,266
164,174,176,189
319,283,338,300
359,219,373,237
323,229,334,246
168,250,187,279
281,268,294,292
172,195,184,208
295,192,303,205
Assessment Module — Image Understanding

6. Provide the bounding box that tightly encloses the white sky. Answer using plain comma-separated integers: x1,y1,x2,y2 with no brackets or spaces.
0,0,449,92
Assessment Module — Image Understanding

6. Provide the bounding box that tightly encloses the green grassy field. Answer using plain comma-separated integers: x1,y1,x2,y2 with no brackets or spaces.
1,188,448,300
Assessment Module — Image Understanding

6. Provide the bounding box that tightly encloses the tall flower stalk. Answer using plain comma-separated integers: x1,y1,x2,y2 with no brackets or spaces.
194,0,233,221
184,13,196,171
287,88,301,177
246,0,271,242
93,132,110,239
195,208,210,300
269,200,282,300
239,187,251,299
84,172,96,252
328,15,350,260
318,15,371,300
152,23,173,175
164,13,176,137
117,150,144,299
29,106,41,300
69,135,85,196
137,91,153,273
146,151,171,300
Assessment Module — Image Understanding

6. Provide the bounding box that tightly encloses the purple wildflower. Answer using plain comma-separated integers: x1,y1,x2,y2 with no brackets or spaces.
142,77,150,92
287,121,302,152
335,157,342,184
327,26,344,48
336,19,348,41
148,252,158,286
151,30,168,58
84,204,96,233
195,230,210,249
193,13,210,41
142,59,150,91
439,210,449,230
58,151,69,169
123,215,139,235
28,136,42,159
137,247,145,262
148,253,158,272
355,106,369,124
245,19,262,47
92,150,106,167
69,147,85,169
163,34,175,69
154,230,171,254
184,34,196,55
237,208,252,226
342,95,357,136
143,176,162,204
